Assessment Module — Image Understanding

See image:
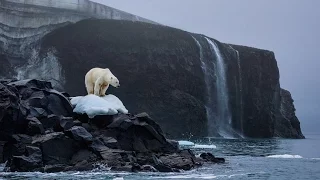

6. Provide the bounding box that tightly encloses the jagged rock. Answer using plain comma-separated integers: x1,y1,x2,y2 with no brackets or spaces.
2,134,32,162
39,115,60,130
43,164,69,173
0,79,73,137
8,146,42,172
0,79,224,173
65,126,93,143
32,132,78,165
0,141,5,163
70,150,98,165
26,117,45,135
275,89,305,138
200,153,225,163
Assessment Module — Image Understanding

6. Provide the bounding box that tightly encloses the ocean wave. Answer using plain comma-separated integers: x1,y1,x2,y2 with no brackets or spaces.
193,144,217,149
267,154,303,158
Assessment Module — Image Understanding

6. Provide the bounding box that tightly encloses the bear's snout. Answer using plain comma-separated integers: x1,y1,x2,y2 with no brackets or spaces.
116,84,120,88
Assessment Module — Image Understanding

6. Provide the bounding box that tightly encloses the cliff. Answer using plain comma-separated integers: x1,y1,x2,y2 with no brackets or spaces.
0,2,304,139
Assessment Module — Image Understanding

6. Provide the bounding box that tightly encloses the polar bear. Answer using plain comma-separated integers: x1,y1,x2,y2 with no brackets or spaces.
85,67,120,96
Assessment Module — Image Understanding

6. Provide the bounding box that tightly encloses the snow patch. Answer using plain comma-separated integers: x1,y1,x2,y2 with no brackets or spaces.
71,94,128,118
267,154,303,159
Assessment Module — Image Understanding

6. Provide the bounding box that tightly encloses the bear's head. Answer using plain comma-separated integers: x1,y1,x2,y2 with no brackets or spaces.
109,76,120,88
104,68,120,88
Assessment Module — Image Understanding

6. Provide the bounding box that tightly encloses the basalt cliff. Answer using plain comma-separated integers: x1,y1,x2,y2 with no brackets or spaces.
0,0,304,139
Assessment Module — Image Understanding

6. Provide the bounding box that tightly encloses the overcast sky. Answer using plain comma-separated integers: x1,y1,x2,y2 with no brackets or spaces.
92,0,320,134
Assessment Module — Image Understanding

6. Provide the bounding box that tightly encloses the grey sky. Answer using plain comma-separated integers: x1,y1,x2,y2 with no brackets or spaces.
92,0,320,134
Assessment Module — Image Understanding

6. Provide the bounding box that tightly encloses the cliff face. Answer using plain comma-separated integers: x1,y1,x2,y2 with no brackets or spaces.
275,88,305,138
0,0,156,72
0,1,304,139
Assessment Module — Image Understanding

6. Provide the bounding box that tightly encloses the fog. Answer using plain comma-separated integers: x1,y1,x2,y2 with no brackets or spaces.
92,0,320,134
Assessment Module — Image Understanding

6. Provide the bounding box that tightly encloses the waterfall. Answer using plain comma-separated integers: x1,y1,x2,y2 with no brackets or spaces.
192,35,234,137
229,45,244,134
192,36,216,136
204,37,233,137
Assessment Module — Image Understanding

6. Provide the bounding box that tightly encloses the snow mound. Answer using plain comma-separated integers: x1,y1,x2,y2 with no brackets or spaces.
71,94,128,118
267,154,303,159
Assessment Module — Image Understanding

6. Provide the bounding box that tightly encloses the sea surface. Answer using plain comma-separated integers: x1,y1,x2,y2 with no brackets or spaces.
1,134,320,180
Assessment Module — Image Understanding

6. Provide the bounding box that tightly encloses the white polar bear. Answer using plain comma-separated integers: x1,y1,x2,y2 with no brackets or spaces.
85,67,120,96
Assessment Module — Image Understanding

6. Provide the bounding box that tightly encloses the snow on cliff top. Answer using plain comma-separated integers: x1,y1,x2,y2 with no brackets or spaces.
71,94,128,118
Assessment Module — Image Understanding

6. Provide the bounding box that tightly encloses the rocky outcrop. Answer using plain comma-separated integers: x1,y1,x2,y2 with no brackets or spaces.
0,79,224,172
274,88,304,138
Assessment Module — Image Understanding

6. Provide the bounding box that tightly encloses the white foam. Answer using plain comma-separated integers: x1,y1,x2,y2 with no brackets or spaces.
194,144,217,149
267,154,303,159
178,141,217,149
71,94,128,118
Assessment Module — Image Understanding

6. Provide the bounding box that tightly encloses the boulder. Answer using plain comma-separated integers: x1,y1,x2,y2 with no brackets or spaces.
32,132,77,165
8,146,43,172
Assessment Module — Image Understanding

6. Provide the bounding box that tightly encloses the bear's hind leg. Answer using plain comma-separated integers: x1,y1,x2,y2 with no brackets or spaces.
86,83,94,95
94,77,103,96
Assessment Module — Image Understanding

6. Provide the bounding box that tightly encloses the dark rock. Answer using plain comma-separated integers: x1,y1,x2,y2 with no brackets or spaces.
65,126,93,143
200,153,225,163
53,116,76,132
43,164,68,173
96,135,118,149
32,132,77,165
110,165,133,172
141,165,158,172
2,134,32,162
0,141,6,163
105,113,178,153
71,150,99,165
274,89,305,138
0,79,73,137
8,146,43,172
65,160,94,172
39,115,60,130
26,117,45,135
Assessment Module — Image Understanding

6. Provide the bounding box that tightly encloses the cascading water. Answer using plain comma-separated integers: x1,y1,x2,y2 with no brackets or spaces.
192,35,234,138
192,36,217,137
229,45,244,134
204,37,233,138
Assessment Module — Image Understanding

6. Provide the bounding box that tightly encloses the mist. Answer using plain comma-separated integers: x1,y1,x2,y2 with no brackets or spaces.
92,0,320,134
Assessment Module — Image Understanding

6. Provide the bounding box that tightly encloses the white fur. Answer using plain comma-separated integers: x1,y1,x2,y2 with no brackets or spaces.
85,68,120,96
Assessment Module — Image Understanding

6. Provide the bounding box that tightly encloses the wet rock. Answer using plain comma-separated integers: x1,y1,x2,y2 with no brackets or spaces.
71,150,99,165
200,153,225,163
43,164,68,173
8,146,42,172
0,141,5,163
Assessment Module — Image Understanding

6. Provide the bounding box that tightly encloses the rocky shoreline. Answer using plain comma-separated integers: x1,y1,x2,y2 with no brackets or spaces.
0,79,224,173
